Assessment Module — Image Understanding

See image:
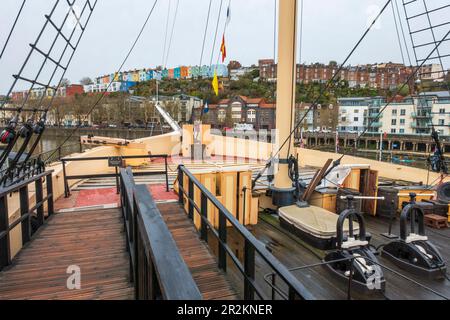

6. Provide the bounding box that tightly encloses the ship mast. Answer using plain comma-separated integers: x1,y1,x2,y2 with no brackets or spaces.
274,0,298,189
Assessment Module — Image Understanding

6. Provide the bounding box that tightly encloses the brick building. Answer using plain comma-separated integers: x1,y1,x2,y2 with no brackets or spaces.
195,96,276,131
259,60,417,90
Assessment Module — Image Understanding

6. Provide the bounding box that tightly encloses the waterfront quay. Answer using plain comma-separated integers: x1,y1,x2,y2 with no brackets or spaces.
300,132,450,154
44,126,170,140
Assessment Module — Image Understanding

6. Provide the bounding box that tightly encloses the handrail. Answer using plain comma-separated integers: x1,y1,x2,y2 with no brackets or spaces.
177,165,314,300
61,154,169,197
119,167,202,300
0,170,54,271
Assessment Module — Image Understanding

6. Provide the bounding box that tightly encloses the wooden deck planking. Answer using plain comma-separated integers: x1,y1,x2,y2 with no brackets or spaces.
365,215,450,300
0,209,134,300
157,202,238,300
250,213,450,300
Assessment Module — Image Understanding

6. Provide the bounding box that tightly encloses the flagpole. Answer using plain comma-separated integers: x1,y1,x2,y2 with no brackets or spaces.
300,128,303,148
379,131,383,162
335,130,339,154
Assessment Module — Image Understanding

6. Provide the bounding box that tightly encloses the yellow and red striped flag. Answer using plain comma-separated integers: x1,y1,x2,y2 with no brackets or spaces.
220,35,227,63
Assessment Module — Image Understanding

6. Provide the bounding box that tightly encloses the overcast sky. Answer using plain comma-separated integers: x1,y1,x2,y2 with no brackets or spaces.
1,0,449,94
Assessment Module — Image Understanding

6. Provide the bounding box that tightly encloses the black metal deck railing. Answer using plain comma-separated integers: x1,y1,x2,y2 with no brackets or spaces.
119,167,201,300
177,165,314,300
0,170,54,271
61,154,169,197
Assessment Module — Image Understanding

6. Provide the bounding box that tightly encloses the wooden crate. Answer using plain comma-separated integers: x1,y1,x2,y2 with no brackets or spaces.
424,214,448,229
397,189,435,212
217,171,237,227
310,190,337,213
343,169,361,190
193,173,217,230
238,171,253,225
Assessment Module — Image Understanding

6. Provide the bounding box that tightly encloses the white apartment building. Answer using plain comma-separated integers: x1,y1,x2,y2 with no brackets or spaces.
83,82,123,93
337,97,369,133
338,92,450,136
381,102,416,135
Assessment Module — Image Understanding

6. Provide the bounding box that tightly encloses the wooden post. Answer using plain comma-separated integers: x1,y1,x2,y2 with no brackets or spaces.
274,0,298,189
35,178,44,226
19,186,31,244
178,166,184,204
188,179,194,220
0,196,11,270
218,210,227,271
164,156,169,192
46,172,54,217
200,193,208,241
62,160,69,198
244,239,255,300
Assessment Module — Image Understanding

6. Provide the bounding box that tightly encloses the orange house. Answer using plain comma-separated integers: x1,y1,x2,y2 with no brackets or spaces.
180,66,189,79
168,68,175,79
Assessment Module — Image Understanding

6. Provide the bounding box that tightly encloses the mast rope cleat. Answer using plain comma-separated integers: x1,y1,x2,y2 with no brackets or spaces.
323,195,386,294
381,193,446,279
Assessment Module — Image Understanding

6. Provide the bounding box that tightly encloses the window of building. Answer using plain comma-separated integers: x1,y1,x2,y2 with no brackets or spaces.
391,129,396,133
439,119,445,126
400,109,406,116
247,109,256,123
341,117,346,122
231,103,242,120
392,109,397,116
391,119,397,125
400,119,405,125
353,126,359,131
354,117,359,122
218,109,226,121
399,129,405,133
440,108,445,114
354,109,359,113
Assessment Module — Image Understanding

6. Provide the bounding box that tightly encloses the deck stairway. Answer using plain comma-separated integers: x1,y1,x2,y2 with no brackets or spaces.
0,208,134,300
0,166,239,300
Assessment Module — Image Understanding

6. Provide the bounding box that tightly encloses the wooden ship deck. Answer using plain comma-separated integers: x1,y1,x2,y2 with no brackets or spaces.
2,156,447,300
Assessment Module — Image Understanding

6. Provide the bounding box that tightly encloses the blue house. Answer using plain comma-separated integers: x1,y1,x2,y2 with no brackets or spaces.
120,81,137,92
200,65,210,78
146,70,154,81
174,67,181,80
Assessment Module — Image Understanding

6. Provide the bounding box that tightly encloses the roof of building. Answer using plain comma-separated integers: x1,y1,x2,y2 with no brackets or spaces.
417,91,450,98
337,97,369,101
260,103,276,109
247,98,264,104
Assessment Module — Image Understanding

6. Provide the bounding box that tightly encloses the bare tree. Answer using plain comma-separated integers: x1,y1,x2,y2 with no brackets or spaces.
60,78,71,87
80,77,93,85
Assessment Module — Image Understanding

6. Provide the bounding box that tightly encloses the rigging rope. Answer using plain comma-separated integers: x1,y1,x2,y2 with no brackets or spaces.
0,0,27,61
209,0,224,67
214,0,231,67
199,0,213,67
394,0,412,65
391,0,406,66
253,0,393,185
46,0,160,162
352,29,450,166
161,0,172,67
164,0,180,69
0,0,98,183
